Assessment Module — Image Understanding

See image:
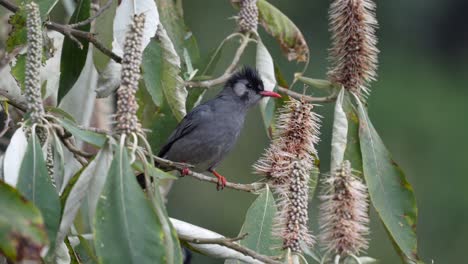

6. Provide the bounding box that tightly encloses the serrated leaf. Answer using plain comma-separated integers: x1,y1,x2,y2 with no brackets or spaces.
256,40,277,138
57,0,91,104
94,147,166,263
0,180,48,261
356,99,420,263
56,145,112,248
142,27,187,121
57,118,106,147
235,0,309,62
3,128,28,186
17,135,61,256
330,88,347,171
235,187,280,257
92,0,118,72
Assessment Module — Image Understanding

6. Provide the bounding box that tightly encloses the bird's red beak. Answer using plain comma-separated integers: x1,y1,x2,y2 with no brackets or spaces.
259,91,282,98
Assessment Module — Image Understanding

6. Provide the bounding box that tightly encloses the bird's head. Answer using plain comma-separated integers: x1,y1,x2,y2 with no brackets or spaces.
224,67,281,107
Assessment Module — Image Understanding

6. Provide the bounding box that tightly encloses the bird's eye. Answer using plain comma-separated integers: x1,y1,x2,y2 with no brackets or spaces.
246,83,252,89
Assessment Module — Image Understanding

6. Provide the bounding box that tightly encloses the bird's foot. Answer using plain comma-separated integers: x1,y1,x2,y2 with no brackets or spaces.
181,167,191,176
210,170,227,191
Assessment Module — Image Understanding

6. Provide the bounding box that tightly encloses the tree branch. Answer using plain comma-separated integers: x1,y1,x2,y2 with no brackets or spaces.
171,218,282,264
68,0,113,28
0,0,122,63
0,88,27,112
152,155,265,193
186,33,251,88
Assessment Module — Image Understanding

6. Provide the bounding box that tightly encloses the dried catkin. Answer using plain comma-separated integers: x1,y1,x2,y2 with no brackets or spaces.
327,0,379,99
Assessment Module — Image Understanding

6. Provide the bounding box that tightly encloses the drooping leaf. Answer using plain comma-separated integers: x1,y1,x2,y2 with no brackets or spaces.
142,27,187,121
296,76,334,90
330,88,347,172
132,160,177,180
94,147,166,263
3,128,28,186
92,0,118,72
235,186,280,257
57,117,107,147
0,180,48,262
137,81,179,153
113,0,159,52
232,0,309,62
17,135,61,256
56,144,112,247
51,132,65,191
256,40,277,138
343,92,362,174
155,0,185,56
10,54,26,91
57,0,91,104
356,99,420,263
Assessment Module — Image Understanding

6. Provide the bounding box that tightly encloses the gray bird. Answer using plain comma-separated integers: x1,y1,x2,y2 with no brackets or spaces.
158,67,281,190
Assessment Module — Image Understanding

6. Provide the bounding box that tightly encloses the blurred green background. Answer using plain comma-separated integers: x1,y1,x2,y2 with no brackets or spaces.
167,1,468,263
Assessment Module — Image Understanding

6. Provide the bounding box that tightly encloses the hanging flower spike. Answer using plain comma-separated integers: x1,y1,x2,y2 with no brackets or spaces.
274,159,315,253
253,98,321,253
237,0,258,33
254,98,321,186
327,0,379,99
116,13,146,135
24,2,45,124
319,160,370,257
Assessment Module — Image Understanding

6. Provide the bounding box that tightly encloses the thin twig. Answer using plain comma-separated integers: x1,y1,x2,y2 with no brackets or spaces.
68,0,113,28
277,86,338,103
0,45,24,71
78,125,111,134
0,110,11,138
181,234,282,264
0,88,27,112
186,33,251,88
0,0,122,63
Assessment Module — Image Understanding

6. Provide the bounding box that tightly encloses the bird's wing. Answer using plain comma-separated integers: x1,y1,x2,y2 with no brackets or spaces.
158,103,212,157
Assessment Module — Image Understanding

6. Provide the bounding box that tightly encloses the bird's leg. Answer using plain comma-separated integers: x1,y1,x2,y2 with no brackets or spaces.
209,169,227,190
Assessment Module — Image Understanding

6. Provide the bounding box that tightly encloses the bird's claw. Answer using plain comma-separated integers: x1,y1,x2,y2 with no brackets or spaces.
181,167,191,176
216,176,227,191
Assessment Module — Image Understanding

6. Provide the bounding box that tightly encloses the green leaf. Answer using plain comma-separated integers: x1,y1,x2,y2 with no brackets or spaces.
256,40,277,138
57,145,112,247
57,118,106,147
256,0,309,62
132,160,178,180
57,0,91,104
356,99,420,263
142,40,165,107
330,88,347,171
343,92,362,174
51,132,65,191
92,0,118,72
94,147,166,263
10,54,26,91
142,28,187,121
236,186,280,256
136,81,179,152
296,76,334,90
17,135,61,256
0,180,48,261
156,0,186,56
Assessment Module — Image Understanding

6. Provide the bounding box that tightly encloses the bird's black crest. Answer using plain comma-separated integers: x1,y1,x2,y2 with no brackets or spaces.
226,67,264,92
